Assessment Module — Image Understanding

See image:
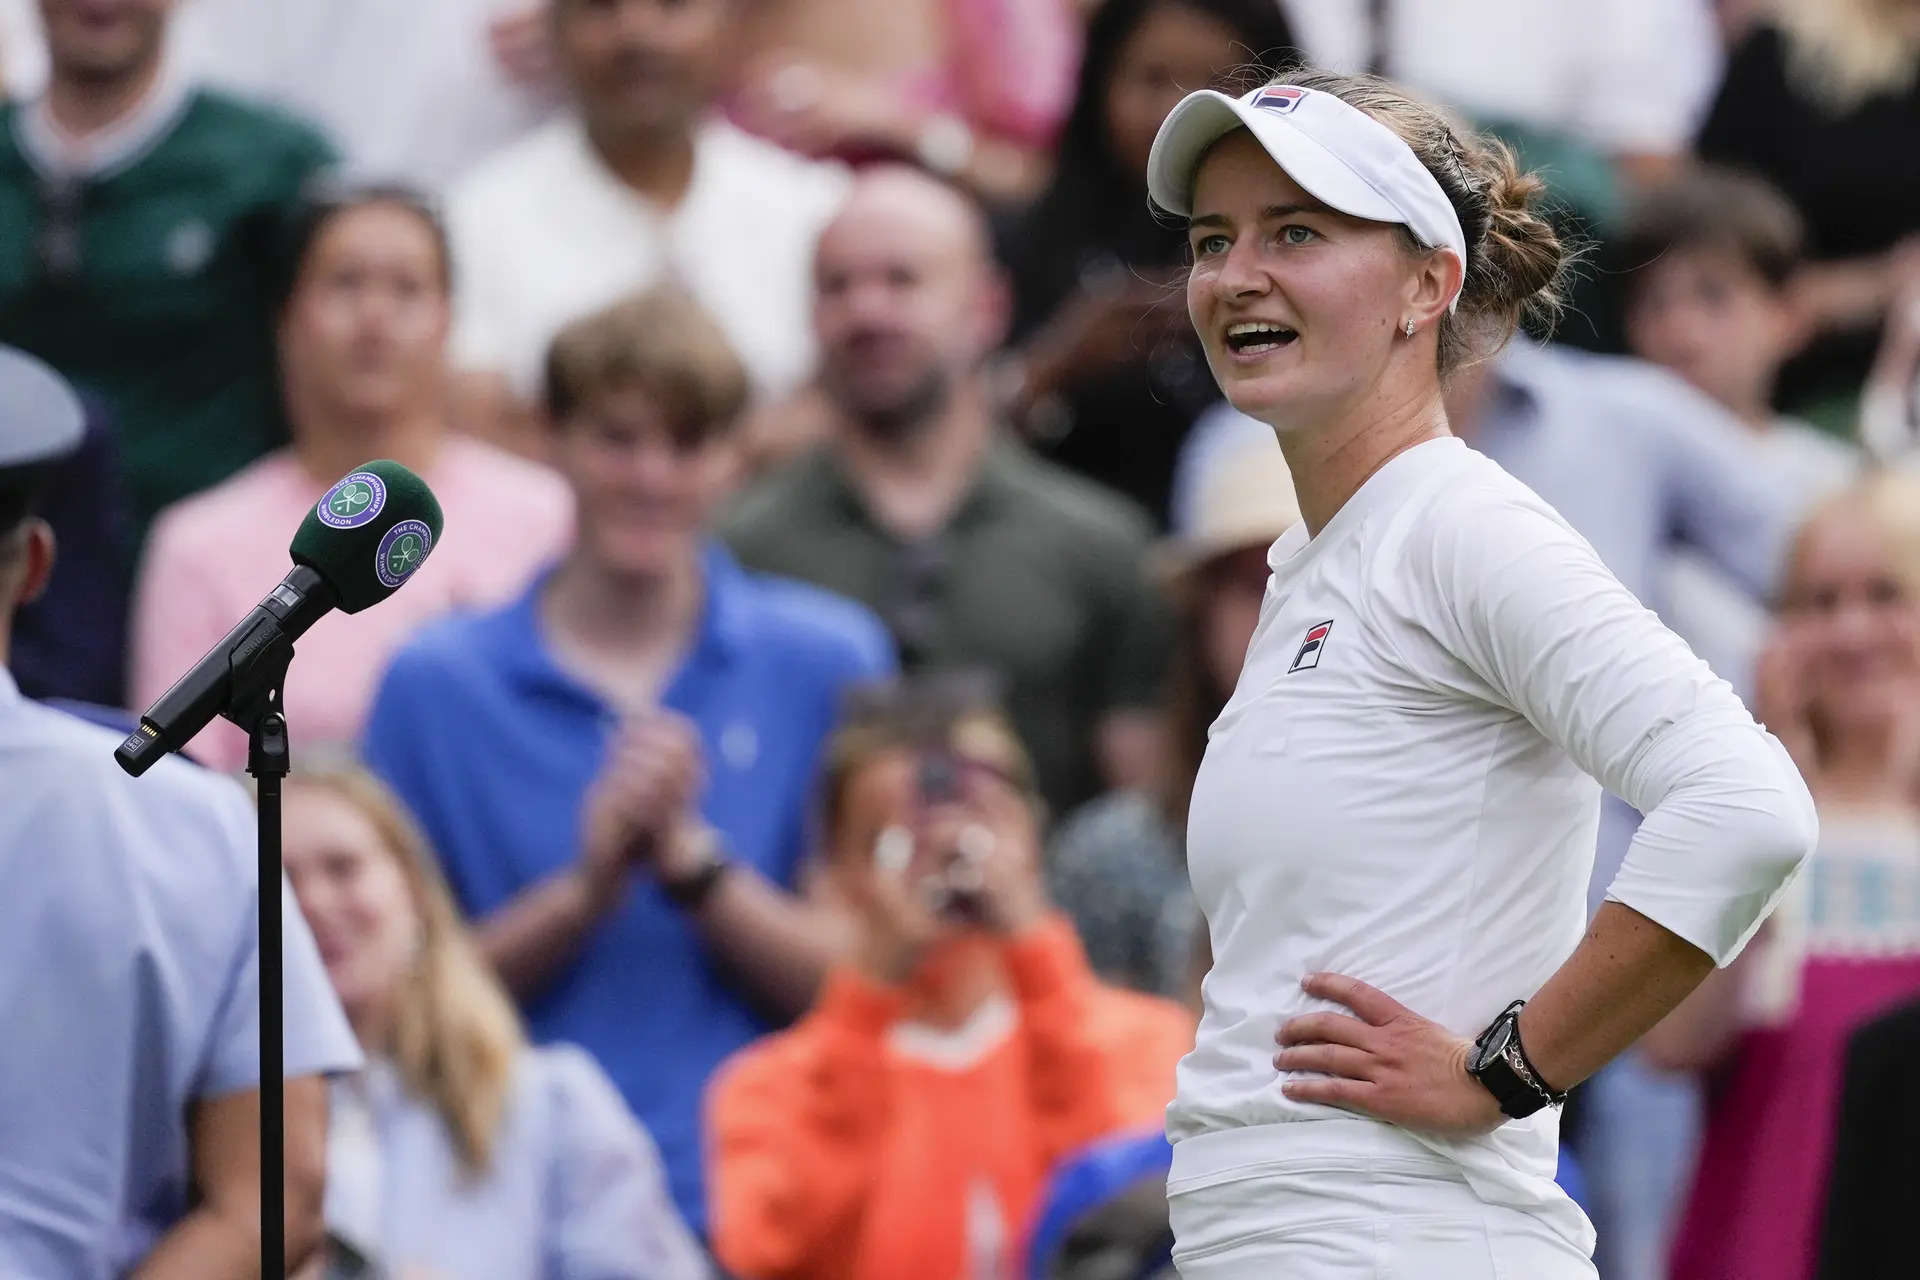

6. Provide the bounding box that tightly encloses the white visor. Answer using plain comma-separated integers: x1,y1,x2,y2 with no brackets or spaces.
1147,84,1467,311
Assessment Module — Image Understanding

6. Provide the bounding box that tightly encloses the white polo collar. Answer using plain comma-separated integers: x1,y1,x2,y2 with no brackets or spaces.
16,55,195,183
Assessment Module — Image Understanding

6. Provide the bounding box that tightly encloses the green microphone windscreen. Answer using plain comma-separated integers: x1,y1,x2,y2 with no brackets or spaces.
290,460,445,614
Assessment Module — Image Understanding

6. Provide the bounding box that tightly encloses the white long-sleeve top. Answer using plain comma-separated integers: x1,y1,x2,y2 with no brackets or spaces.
326,1045,710,1279
1171,437,1816,1251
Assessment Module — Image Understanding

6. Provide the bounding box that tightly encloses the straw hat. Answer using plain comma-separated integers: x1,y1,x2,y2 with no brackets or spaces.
1154,433,1300,582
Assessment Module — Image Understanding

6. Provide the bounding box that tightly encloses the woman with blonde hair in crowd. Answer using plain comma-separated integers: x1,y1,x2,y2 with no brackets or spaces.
1649,467,1920,1280
281,757,708,1280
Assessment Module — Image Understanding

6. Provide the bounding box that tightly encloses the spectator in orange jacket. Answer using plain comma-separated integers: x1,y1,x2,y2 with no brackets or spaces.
705,677,1195,1280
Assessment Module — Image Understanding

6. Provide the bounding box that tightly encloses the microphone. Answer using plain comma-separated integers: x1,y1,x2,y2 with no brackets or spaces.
115,460,444,777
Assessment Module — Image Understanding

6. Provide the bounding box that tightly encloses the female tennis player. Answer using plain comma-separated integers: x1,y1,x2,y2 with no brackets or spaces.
1145,70,1819,1278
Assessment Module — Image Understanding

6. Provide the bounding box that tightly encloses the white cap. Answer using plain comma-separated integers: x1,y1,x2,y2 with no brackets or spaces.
0,345,84,470
1146,83,1467,311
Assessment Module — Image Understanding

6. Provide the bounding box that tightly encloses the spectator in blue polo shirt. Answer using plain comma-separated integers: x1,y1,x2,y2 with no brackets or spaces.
361,285,895,1236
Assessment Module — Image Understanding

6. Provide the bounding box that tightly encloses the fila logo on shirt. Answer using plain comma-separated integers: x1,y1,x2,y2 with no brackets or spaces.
1288,619,1334,673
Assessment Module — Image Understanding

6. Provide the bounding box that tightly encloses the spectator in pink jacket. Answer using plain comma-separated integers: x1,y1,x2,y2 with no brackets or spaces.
129,187,572,771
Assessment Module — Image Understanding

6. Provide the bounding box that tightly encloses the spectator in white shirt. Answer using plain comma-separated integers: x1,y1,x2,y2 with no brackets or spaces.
1142,69,1814,1278
171,0,558,193
444,0,847,454
0,0,43,99
1279,0,1721,183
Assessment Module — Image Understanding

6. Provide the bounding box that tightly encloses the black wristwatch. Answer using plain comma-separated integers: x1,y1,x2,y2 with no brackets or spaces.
1466,1000,1567,1120
659,828,733,911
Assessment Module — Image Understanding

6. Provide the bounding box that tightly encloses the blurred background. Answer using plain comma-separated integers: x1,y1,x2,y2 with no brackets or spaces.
3,0,1918,1277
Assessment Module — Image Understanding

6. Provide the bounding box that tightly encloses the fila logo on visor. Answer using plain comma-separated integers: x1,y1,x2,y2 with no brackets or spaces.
1252,86,1306,115
1288,620,1334,673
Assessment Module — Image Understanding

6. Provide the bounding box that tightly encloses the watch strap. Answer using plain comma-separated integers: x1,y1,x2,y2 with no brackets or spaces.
660,828,732,910
662,857,730,910
1469,1000,1565,1119
1506,1016,1568,1108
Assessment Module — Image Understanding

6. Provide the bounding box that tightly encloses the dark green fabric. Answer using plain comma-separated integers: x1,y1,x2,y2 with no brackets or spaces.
722,439,1170,815
0,91,334,553
1473,115,1625,355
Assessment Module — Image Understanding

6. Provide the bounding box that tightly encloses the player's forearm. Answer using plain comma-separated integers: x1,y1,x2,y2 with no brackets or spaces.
690,865,841,1019
1514,900,1716,1093
135,1082,328,1280
134,1199,326,1280
131,1209,261,1280
1638,959,1747,1073
478,866,625,1001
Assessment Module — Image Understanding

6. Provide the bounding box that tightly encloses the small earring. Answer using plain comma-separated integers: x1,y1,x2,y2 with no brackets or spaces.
1402,318,1417,337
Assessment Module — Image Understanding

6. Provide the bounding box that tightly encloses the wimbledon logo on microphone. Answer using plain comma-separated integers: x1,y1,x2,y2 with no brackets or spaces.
375,520,434,590
317,471,388,529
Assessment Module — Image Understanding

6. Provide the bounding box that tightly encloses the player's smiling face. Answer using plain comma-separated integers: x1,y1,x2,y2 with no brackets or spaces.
1185,130,1420,432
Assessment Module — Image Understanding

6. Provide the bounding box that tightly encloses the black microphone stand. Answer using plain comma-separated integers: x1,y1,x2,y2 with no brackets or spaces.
227,641,296,1280
114,562,360,1278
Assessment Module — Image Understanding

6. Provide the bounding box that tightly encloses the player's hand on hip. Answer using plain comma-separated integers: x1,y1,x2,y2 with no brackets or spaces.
1274,972,1504,1138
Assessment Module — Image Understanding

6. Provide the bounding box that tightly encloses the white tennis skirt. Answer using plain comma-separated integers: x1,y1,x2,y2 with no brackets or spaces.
1167,1123,1597,1280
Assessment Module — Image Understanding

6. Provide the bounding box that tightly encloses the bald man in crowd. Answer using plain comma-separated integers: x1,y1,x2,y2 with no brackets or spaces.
723,166,1169,817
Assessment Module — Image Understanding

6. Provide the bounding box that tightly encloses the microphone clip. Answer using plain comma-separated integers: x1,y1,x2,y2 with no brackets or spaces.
112,568,330,777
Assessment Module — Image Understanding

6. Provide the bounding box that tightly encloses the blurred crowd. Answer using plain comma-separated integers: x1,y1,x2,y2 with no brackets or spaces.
3,0,1919,1277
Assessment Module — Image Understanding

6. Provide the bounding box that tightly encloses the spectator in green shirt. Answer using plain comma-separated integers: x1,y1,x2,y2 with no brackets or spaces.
0,0,336,555
723,166,1170,816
